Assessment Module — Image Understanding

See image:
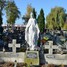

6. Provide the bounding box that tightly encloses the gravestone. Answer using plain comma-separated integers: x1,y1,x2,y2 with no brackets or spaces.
8,39,20,53
44,41,58,54
25,51,39,66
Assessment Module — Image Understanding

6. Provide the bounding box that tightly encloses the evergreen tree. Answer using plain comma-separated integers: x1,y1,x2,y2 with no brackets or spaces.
37,9,45,33
32,8,36,19
0,0,6,25
0,11,2,25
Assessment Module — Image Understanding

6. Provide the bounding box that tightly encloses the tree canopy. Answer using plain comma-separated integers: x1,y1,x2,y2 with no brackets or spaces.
63,23,67,30
0,0,6,25
63,19,67,30
25,4,33,18
46,7,66,30
22,4,33,24
5,1,20,25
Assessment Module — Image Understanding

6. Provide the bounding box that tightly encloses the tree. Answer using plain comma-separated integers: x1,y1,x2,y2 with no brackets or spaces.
22,4,33,24
46,7,66,30
63,23,67,30
32,8,36,19
0,0,6,25
0,11,2,25
37,9,45,33
5,1,20,25
26,4,33,18
63,18,67,30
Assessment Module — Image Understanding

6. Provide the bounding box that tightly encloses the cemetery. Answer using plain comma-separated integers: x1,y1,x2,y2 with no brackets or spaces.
0,13,67,67
0,0,67,67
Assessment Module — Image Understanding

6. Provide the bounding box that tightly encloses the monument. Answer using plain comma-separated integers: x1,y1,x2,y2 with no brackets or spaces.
25,13,40,66
25,12,40,50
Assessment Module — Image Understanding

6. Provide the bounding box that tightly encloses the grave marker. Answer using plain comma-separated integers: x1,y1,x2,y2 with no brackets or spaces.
9,39,20,53
44,41,58,54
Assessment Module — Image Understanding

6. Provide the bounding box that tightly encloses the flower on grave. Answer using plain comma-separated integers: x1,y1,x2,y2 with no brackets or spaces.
41,37,49,44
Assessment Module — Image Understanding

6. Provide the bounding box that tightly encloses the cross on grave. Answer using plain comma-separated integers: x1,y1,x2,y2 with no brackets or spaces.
8,39,20,53
44,41,58,54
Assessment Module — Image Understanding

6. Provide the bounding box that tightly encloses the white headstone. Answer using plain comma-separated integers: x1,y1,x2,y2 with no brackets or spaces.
9,39,20,53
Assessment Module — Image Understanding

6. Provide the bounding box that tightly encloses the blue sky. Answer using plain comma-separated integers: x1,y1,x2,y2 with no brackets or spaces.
3,0,67,24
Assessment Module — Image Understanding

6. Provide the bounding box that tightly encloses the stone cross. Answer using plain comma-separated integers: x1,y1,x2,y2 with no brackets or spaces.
9,39,20,53
44,41,58,54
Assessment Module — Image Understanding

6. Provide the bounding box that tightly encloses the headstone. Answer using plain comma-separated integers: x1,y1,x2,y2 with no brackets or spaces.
25,51,39,66
44,41,58,54
8,39,20,53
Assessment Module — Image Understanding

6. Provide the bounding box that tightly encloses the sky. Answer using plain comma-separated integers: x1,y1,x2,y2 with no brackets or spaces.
3,0,67,25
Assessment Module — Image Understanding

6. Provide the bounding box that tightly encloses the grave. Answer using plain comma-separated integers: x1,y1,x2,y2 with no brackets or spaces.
0,39,25,63
44,40,67,65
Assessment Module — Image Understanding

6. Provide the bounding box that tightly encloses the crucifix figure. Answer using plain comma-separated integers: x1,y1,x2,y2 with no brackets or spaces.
9,39,20,53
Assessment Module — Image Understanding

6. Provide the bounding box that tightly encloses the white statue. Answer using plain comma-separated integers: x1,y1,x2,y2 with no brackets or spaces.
25,13,40,50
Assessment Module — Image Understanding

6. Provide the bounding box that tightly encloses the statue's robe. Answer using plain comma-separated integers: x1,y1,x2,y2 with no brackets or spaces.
25,18,40,50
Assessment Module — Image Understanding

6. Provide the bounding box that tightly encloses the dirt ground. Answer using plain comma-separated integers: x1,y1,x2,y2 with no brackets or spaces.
0,62,26,67
0,63,67,67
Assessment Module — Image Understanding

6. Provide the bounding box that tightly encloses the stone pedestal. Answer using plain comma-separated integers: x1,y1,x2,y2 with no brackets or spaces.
25,50,39,66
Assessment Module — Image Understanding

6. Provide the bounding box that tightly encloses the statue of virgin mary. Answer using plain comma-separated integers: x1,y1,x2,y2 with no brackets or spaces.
25,13,40,50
